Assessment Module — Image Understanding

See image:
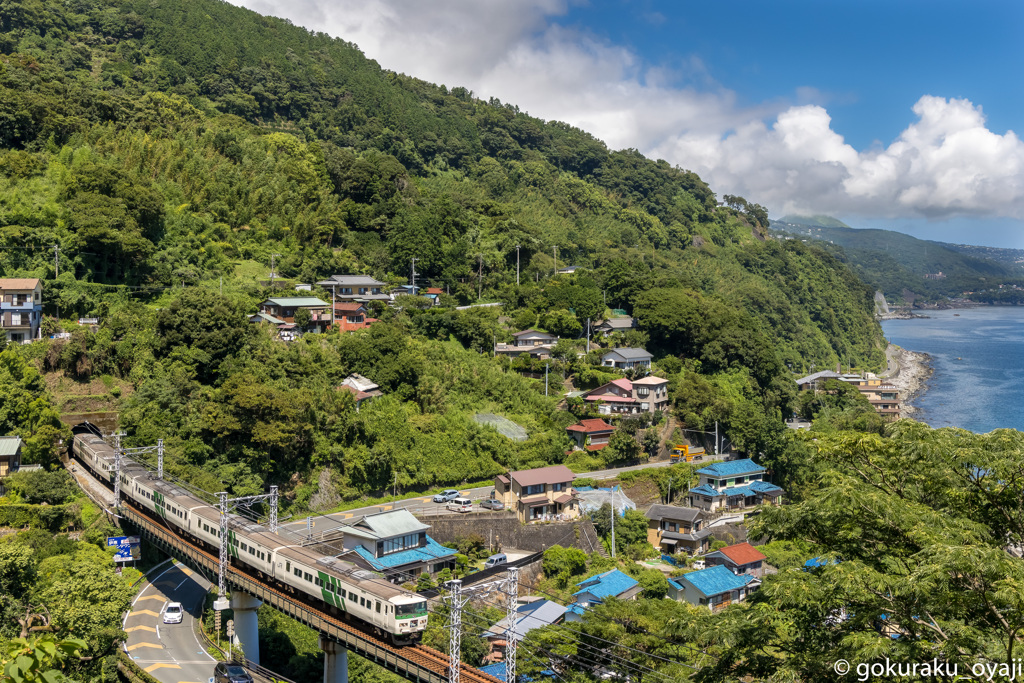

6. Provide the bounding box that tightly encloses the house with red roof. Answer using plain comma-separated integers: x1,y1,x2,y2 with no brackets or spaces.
703,542,767,578
565,418,615,452
332,302,376,333
582,376,669,416
338,374,384,411
494,465,579,523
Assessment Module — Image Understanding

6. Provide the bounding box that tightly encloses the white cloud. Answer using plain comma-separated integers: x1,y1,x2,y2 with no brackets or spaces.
230,0,1024,221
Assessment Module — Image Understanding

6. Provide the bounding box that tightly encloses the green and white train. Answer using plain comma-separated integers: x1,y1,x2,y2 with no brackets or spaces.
73,431,428,644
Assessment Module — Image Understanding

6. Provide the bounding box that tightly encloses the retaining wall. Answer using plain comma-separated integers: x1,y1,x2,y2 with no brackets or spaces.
420,513,603,554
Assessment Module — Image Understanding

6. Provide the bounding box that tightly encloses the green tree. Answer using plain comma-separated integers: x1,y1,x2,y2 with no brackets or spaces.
542,546,588,588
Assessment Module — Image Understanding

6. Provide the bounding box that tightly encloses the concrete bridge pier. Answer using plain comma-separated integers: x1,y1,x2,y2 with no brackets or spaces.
231,593,263,665
320,636,349,683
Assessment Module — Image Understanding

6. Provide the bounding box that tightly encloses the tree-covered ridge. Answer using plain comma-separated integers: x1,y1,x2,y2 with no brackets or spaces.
1,0,886,501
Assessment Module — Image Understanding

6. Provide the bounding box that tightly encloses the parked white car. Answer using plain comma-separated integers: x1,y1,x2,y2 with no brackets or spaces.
446,497,472,513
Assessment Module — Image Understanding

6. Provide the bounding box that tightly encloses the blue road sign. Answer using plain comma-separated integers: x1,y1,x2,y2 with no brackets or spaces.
106,535,141,562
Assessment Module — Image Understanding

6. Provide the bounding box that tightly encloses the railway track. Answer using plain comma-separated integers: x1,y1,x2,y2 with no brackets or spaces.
113,485,499,683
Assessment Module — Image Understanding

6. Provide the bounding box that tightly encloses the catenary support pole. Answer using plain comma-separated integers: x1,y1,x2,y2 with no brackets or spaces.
504,567,519,683
218,491,228,597
268,486,278,532
157,438,163,480
448,579,463,683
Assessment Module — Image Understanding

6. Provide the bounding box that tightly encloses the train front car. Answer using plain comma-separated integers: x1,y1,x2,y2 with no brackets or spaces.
73,433,116,483
389,594,429,644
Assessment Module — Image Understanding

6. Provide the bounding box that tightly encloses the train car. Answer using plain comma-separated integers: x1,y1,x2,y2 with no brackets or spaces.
70,432,429,644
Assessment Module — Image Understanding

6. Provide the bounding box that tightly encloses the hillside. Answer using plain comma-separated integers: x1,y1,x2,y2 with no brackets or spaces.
773,217,1024,303
0,0,887,503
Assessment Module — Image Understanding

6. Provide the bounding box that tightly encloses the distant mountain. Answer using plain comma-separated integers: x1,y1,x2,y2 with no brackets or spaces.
772,218,1024,304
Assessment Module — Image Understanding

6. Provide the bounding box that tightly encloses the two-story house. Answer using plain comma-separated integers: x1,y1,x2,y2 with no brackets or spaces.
333,302,376,333
673,565,759,612
565,418,615,452
317,275,391,303
494,329,559,359
0,436,22,478
257,297,331,333
704,542,767,578
565,569,641,621
338,509,457,582
582,376,669,416
685,459,784,512
0,279,42,344
600,348,653,370
644,504,713,555
494,465,579,523
593,316,635,335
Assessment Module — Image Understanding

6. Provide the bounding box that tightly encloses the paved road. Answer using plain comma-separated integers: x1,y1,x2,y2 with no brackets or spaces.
123,562,218,683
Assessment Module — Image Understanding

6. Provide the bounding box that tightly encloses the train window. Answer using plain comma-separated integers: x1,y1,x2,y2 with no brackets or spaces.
360,597,366,608
349,591,356,601
294,568,301,577
375,601,381,614
241,543,247,551
304,572,312,582
286,561,291,572
314,577,321,587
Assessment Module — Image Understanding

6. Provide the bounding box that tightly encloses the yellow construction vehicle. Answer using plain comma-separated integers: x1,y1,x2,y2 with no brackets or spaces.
669,444,706,463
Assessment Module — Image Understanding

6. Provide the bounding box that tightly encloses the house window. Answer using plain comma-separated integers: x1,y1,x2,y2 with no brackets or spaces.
636,386,650,398
381,533,421,555
10,313,21,326
553,482,566,492
523,484,545,496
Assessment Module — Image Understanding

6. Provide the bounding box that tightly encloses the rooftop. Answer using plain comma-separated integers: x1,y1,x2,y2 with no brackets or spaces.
696,459,766,477
512,329,557,339
250,312,286,325
0,436,22,457
509,465,576,488
688,480,783,498
644,504,706,523
263,297,329,307
794,370,843,385
483,600,567,641
573,569,638,601
318,275,386,287
0,278,40,291
342,509,429,541
597,317,634,329
602,347,652,360
711,542,767,566
680,565,755,597
333,302,367,312
350,535,456,570
565,418,615,434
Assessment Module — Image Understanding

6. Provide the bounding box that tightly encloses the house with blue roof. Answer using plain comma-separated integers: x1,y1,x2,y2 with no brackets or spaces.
676,565,759,612
338,509,456,582
565,569,641,622
685,458,784,512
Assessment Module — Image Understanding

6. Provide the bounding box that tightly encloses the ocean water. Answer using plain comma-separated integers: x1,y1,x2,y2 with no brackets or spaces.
881,307,1024,433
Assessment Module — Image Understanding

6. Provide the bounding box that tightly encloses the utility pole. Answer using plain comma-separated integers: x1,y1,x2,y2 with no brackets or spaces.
545,363,549,396
411,258,418,294
552,246,557,277
53,244,59,277
714,421,719,456
270,254,281,289
478,254,483,300
610,487,616,559
586,318,591,353
515,245,520,286
667,477,672,504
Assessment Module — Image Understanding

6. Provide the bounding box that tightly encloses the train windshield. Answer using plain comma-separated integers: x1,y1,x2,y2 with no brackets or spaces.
396,601,427,618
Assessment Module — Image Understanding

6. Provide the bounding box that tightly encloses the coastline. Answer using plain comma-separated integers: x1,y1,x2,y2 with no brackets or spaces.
884,344,933,417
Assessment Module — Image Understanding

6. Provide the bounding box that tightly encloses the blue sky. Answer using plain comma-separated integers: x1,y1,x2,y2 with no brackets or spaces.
234,0,1024,247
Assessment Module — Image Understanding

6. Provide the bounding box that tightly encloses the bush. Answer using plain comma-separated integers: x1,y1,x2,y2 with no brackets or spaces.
5,469,78,505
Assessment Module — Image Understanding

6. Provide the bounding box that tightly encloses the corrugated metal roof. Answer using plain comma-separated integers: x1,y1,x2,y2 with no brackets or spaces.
264,297,329,307
602,347,652,360
696,459,765,477
348,509,429,539
644,504,706,523
680,565,753,597
483,600,567,640
510,465,575,488
572,569,638,600
0,436,22,457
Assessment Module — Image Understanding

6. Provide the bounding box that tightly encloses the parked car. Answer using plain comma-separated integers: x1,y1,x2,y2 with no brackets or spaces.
214,663,254,683
446,497,473,513
479,498,504,510
432,489,460,503
162,602,183,624
484,553,507,568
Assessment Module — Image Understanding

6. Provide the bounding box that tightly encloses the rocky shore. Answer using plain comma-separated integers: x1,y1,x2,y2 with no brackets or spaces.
885,344,933,416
